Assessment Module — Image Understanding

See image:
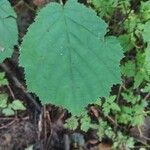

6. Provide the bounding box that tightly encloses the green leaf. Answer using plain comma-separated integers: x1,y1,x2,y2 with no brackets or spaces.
0,0,18,62
113,132,134,149
64,116,78,130
117,101,146,126
2,107,15,116
131,51,149,88
80,113,91,132
121,60,135,77
134,71,145,88
0,94,8,108
118,34,134,52
142,21,150,75
0,72,8,86
143,21,150,43
117,106,132,124
10,100,26,111
124,12,141,33
102,96,120,116
143,83,150,93
145,45,150,75
20,0,123,114
90,0,118,18
96,120,115,139
140,1,150,21
131,103,146,126
122,92,140,105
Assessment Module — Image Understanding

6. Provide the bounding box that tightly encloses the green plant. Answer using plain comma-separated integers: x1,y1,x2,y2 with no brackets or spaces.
140,1,150,22
65,112,92,132
143,82,150,93
95,119,115,140
0,97,26,116
64,116,79,130
100,96,120,116
92,119,135,149
113,131,134,149
142,21,150,76
116,91,147,126
0,93,26,116
121,91,140,104
80,112,91,132
0,72,26,116
121,60,135,77
117,103,146,126
89,0,118,19
19,0,123,114
94,120,135,149
0,72,8,86
0,0,18,62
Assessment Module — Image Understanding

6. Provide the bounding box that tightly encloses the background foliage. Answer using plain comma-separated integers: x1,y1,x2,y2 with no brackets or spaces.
0,0,18,62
